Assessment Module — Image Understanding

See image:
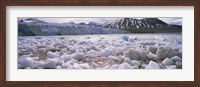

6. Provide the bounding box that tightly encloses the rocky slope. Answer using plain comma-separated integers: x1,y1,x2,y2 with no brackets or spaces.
104,18,182,33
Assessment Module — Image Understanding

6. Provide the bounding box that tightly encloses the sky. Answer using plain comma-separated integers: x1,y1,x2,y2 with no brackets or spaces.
18,17,182,25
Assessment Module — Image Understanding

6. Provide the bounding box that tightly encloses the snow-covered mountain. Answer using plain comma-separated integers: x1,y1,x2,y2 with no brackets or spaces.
18,18,47,23
18,18,129,36
87,22,102,27
104,18,169,29
18,18,182,36
104,18,182,33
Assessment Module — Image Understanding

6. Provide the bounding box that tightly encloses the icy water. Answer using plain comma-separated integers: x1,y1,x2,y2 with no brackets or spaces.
18,33,182,69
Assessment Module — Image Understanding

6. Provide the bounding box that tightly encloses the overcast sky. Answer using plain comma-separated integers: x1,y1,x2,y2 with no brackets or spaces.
18,17,182,25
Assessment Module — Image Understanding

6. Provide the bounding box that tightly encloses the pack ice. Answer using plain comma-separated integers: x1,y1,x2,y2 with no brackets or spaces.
18,33,182,69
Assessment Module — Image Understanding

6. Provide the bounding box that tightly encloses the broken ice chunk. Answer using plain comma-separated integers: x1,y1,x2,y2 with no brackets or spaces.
125,48,147,61
100,48,113,57
56,66,62,69
162,58,173,66
145,60,160,69
171,56,182,62
175,62,182,69
118,63,133,69
156,46,178,60
72,52,85,61
19,57,34,68
47,51,59,58
31,61,45,69
128,36,137,42
147,46,157,54
73,63,90,69
166,65,177,69
122,35,129,41
44,58,59,69
61,55,73,62
147,52,158,60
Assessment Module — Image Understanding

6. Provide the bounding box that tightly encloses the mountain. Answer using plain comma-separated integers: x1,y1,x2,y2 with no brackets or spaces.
18,18,47,23
79,22,86,25
18,18,130,36
104,18,182,33
87,22,102,27
68,21,76,25
18,18,182,36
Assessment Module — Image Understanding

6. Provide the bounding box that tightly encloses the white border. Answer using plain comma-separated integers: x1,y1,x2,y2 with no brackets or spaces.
6,6,194,81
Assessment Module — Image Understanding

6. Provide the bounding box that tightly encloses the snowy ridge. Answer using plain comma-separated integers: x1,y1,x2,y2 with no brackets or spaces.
104,18,169,29
18,18,182,36
104,18,182,33
87,22,102,27
18,19,130,36
18,18,47,23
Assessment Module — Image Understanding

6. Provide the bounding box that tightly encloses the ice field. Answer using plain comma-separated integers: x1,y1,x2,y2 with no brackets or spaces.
18,33,182,69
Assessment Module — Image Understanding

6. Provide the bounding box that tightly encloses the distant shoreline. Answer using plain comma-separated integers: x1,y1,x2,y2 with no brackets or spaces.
18,18,182,36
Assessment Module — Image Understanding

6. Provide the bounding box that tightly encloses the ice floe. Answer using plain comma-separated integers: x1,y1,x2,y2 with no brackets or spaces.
18,34,182,69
